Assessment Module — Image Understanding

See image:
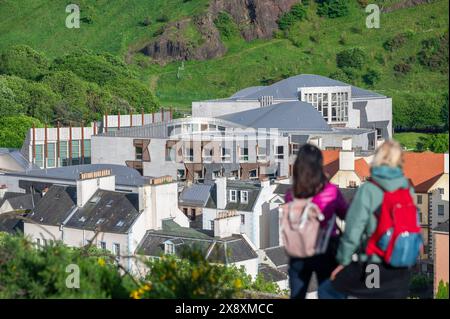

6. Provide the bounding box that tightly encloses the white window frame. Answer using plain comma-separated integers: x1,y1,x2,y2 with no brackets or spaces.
164,242,175,255
113,243,120,256
229,190,237,202
241,191,248,203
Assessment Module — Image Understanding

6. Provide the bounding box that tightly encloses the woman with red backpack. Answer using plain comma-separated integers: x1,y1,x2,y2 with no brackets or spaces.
320,140,423,299
281,144,348,299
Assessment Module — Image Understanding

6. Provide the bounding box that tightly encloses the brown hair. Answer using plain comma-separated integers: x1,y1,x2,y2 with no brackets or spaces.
292,144,328,199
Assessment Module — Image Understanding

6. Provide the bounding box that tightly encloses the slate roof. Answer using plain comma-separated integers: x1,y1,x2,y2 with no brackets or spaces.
273,184,290,197
28,185,141,234
218,101,332,132
225,74,385,100
259,264,288,282
136,219,258,263
179,183,213,207
65,190,140,233
205,180,262,212
0,193,41,211
264,246,289,267
433,220,449,233
5,164,152,188
0,211,26,234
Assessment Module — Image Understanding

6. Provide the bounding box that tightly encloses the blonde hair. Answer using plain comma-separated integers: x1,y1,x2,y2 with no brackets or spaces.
372,140,404,168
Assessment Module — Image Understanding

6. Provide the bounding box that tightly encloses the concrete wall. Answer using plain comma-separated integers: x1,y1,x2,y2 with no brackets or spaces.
192,100,260,118
91,136,136,166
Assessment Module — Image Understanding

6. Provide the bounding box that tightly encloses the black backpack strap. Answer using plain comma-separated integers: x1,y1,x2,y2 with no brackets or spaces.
367,177,387,192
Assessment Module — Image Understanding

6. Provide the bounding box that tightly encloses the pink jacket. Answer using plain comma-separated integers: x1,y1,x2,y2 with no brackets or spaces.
284,182,348,237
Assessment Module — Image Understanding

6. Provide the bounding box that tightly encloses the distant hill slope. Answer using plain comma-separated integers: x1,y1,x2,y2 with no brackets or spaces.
0,0,448,131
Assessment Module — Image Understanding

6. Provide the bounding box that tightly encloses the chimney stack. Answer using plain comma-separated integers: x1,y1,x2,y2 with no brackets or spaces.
76,169,115,207
339,138,355,171
215,177,227,210
214,211,241,238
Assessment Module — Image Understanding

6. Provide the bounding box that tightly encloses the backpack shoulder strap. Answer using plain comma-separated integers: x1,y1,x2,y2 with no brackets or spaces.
367,177,387,193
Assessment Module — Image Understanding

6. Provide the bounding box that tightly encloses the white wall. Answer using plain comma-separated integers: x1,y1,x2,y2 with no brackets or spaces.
91,136,136,166
192,100,260,118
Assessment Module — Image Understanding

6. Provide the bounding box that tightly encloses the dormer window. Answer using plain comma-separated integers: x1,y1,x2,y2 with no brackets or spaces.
241,191,248,204
229,190,237,202
164,241,175,255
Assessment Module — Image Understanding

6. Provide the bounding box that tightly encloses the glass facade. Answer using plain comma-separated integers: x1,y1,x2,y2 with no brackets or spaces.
47,143,55,168
35,144,44,168
304,91,348,123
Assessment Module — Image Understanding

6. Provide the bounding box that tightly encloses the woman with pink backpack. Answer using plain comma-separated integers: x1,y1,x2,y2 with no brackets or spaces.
280,144,348,299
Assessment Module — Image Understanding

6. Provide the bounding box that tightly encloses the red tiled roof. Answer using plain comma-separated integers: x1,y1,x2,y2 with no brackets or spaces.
403,152,445,192
322,150,339,179
355,158,370,181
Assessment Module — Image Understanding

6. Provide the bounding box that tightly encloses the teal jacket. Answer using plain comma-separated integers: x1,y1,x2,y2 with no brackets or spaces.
336,165,414,266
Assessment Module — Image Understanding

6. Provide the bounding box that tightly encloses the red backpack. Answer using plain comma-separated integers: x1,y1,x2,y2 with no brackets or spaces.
365,179,423,267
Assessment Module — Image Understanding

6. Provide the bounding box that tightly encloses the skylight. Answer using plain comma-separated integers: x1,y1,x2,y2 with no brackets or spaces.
116,220,125,227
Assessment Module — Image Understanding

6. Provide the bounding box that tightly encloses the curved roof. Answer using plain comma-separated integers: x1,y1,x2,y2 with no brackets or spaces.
218,101,332,131
231,74,385,100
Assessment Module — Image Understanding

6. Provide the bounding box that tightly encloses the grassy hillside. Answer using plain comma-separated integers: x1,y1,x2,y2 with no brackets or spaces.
0,0,448,120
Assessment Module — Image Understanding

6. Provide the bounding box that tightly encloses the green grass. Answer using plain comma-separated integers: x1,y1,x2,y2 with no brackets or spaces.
0,0,448,114
394,132,429,150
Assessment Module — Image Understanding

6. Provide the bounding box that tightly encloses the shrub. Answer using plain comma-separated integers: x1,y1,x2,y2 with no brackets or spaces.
214,12,240,39
417,32,449,73
363,69,380,86
336,48,366,69
417,134,449,153
278,3,307,31
383,33,409,51
0,45,49,80
394,62,412,76
156,14,169,23
316,0,349,19
141,16,151,27
436,281,449,299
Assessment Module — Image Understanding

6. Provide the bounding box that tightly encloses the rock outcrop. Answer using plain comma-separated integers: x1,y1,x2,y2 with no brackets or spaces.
138,0,300,63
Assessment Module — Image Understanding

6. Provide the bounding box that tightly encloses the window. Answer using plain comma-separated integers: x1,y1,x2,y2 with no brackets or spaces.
99,241,106,250
135,146,143,160
249,169,258,179
376,128,383,139
210,220,215,232
291,143,299,155
47,143,56,168
113,243,120,256
177,169,186,180
184,146,194,162
229,190,237,202
164,242,175,255
221,148,231,162
36,238,41,246
438,188,445,195
241,191,248,203
59,141,68,166
438,205,445,216
417,195,423,205
83,140,91,164
257,146,267,161
240,147,249,162
183,208,188,216
191,208,196,221
71,140,80,165
349,181,357,188
241,214,245,225
276,146,284,159
35,144,44,168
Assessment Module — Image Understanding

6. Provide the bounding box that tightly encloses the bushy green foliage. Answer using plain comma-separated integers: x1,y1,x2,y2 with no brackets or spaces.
316,0,349,18
278,3,307,31
435,281,449,299
417,133,449,153
214,12,240,40
393,92,448,130
410,273,433,291
383,33,410,52
417,31,449,73
0,47,160,133
0,233,132,298
133,247,283,299
363,69,380,86
0,115,44,148
336,48,366,69
0,45,49,80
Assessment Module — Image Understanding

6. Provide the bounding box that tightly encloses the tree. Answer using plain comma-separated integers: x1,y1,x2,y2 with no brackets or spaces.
435,281,449,299
336,48,366,70
0,115,44,148
0,45,49,80
316,0,349,19
417,134,449,153
278,3,307,31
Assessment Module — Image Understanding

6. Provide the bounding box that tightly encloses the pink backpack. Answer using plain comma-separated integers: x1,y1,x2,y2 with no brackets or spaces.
280,198,335,258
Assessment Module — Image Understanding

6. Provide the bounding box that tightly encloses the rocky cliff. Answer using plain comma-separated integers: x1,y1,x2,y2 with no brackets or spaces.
138,0,299,63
